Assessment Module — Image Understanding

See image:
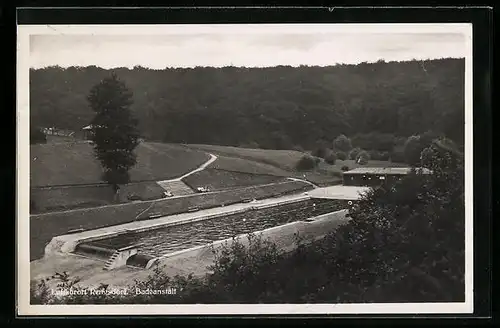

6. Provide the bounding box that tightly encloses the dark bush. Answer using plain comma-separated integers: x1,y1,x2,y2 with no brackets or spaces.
311,147,328,159
333,134,352,153
293,145,305,153
341,165,350,171
296,155,318,171
324,152,337,165
351,133,395,152
379,151,390,161
335,151,347,161
390,149,406,163
348,147,362,160
403,135,423,165
356,150,370,165
368,150,381,160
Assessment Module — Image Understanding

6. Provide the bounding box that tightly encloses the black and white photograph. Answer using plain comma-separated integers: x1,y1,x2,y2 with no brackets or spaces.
17,21,473,315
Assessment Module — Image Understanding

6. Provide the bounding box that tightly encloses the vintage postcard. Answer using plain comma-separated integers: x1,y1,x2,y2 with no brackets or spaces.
17,22,473,315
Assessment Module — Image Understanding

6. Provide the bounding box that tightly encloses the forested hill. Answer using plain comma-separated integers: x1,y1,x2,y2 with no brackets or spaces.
30,58,465,149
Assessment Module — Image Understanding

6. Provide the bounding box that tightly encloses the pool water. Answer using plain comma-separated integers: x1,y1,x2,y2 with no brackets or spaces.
79,198,348,259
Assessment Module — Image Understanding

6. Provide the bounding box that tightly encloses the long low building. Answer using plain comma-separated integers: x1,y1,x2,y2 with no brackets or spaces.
342,167,432,187
306,185,371,200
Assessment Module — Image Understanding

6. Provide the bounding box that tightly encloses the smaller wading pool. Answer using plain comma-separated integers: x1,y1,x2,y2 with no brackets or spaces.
75,198,351,265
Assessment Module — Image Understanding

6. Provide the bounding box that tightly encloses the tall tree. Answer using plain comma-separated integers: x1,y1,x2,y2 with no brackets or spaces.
87,73,139,191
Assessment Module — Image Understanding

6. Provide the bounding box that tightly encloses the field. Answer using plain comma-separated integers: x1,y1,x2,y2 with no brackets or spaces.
31,142,210,187
209,155,293,176
30,181,312,261
30,141,210,212
188,145,346,186
31,182,166,214
183,168,285,191
189,144,407,186
187,144,306,171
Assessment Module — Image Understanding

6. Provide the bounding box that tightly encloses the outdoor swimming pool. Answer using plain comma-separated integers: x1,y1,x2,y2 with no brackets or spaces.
76,198,349,259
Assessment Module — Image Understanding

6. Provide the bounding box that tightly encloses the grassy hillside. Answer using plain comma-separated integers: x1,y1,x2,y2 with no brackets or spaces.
187,144,306,171
183,168,285,191
188,144,407,186
30,142,210,187
30,182,166,214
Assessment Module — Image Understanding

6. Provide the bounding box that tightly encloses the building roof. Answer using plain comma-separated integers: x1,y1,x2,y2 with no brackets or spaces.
343,167,432,175
308,185,371,200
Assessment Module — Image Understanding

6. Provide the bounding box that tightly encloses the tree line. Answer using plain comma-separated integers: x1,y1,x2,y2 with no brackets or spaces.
30,58,465,150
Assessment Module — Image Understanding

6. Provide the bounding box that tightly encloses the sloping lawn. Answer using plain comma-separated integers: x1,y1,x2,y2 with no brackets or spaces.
189,146,342,186
187,144,306,171
208,155,293,176
31,182,167,214
183,168,284,191
30,142,210,187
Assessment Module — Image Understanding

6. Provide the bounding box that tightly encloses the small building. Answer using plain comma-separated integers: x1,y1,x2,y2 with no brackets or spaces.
342,167,432,187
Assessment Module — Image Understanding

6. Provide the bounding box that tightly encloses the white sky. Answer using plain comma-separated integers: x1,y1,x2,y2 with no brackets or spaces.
28,25,468,69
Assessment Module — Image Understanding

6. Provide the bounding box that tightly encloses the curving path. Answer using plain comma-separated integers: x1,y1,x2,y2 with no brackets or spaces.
286,177,318,188
155,154,218,194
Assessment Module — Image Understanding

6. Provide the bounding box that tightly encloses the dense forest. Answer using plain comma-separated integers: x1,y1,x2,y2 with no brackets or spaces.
30,58,465,150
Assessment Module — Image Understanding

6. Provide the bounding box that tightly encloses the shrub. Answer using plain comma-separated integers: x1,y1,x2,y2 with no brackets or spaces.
335,151,347,161
379,151,390,161
368,150,381,160
348,147,362,160
324,152,337,165
420,130,444,147
356,150,370,165
404,135,424,165
394,136,407,148
390,149,406,163
293,145,305,153
351,133,395,152
420,147,434,168
333,134,352,153
296,155,317,171
312,147,328,159
341,165,350,171
314,156,321,164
